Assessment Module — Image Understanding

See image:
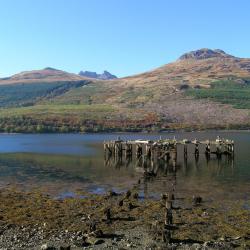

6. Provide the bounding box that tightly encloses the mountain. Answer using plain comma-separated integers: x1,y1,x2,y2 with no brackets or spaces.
0,67,87,85
117,48,250,88
0,48,250,132
79,70,117,80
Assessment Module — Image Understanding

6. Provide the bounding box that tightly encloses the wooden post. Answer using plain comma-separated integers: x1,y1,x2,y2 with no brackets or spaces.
104,207,111,223
194,143,199,158
184,144,187,159
136,144,143,159
142,155,147,168
216,143,222,158
165,202,173,223
171,145,177,171
146,144,152,159
162,199,172,243
104,137,235,171
231,142,234,155
228,143,230,154
205,143,210,155
125,143,132,159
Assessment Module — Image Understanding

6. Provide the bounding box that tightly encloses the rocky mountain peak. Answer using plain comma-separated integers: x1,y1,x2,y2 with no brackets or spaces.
43,67,58,71
179,48,233,60
101,71,117,80
79,70,117,80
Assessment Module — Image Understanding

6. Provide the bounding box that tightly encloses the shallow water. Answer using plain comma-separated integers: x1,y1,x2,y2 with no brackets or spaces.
0,132,249,204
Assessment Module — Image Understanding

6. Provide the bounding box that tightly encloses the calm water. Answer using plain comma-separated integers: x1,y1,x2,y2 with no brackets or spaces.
0,132,249,203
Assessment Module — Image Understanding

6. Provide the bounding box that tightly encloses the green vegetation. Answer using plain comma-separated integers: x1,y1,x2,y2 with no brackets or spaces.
45,83,114,105
0,103,158,133
0,80,88,107
186,79,250,109
0,104,116,133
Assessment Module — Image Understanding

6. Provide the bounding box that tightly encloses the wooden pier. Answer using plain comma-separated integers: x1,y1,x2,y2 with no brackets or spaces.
104,136,234,163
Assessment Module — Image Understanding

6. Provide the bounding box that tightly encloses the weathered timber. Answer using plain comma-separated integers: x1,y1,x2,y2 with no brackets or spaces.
104,136,234,163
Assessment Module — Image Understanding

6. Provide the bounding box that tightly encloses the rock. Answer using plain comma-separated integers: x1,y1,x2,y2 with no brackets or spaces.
118,199,124,207
179,48,233,60
41,243,56,250
125,190,131,199
90,229,103,238
86,236,104,245
191,243,202,249
101,71,117,80
128,202,136,210
233,236,241,240
106,190,118,198
79,70,117,80
201,211,209,217
192,195,202,205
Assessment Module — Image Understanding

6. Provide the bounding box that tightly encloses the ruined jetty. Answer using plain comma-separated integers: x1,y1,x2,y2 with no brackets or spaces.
104,136,234,162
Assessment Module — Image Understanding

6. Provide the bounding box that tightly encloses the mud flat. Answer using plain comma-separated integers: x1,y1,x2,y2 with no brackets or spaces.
0,185,249,250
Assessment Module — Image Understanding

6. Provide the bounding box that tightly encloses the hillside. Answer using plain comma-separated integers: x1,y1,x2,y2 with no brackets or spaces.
0,68,91,107
0,67,86,85
1,49,250,132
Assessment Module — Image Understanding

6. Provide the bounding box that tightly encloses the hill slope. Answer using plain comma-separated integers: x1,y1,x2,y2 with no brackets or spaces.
0,68,91,107
1,49,250,132
0,67,86,85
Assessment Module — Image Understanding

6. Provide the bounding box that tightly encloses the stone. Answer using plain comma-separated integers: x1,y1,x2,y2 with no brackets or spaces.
192,195,202,205
106,190,118,197
125,190,131,199
41,243,56,250
86,236,104,245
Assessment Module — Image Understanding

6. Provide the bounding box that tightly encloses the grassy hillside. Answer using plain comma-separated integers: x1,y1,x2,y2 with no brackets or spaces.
186,78,250,109
0,81,89,107
0,103,158,133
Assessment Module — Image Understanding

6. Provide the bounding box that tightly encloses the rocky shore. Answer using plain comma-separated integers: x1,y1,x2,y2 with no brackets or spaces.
0,187,249,249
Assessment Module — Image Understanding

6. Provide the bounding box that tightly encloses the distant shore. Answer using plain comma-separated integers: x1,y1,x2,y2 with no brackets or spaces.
0,128,250,135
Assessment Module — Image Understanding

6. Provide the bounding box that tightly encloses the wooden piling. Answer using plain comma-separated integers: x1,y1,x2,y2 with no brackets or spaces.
205,142,210,155
104,137,235,164
184,144,187,158
162,196,173,243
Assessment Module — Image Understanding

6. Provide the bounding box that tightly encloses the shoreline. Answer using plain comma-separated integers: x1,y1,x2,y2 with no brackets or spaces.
0,128,250,135
0,187,249,249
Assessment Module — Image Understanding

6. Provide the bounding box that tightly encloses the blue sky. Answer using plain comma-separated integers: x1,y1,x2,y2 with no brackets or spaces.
0,0,249,77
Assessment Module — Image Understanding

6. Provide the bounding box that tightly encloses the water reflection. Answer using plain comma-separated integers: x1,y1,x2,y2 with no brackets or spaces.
104,146,236,200
104,146,235,176
0,132,248,202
